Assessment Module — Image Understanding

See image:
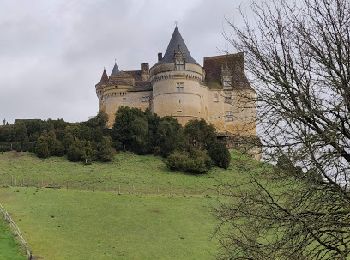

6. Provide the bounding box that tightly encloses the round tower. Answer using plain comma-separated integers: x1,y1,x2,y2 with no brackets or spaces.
150,26,206,125
96,61,134,127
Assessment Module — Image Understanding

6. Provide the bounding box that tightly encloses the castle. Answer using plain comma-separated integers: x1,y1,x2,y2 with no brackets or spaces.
95,26,257,141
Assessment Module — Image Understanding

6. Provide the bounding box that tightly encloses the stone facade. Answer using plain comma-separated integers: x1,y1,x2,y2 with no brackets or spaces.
95,27,257,140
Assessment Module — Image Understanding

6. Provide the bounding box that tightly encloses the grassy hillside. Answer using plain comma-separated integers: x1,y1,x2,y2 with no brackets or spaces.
0,151,266,194
0,218,26,260
0,151,272,259
0,188,218,260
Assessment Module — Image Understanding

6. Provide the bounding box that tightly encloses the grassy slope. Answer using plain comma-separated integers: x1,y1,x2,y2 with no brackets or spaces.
0,151,271,259
0,188,217,260
0,151,266,194
0,218,26,260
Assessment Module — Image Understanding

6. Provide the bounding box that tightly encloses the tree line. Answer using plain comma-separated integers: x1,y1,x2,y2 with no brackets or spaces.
0,107,230,173
112,107,230,173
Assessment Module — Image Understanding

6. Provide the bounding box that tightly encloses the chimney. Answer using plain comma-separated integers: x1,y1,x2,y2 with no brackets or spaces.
141,63,149,72
158,52,162,62
141,63,149,81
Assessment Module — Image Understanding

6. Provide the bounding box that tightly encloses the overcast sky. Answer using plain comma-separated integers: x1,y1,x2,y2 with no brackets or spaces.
0,0,253,123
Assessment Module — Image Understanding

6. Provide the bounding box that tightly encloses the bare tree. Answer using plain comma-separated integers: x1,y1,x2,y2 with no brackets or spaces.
216,0,350,259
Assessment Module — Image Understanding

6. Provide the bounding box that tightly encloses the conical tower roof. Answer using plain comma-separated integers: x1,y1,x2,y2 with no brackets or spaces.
99,68,109,84
160,26,197,64
111,60,120,76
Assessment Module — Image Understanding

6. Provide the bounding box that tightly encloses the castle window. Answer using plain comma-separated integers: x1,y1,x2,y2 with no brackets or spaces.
175,53,185,70
176,82,184,92
176,61,185,70
225,111,233,122
142,96,149,102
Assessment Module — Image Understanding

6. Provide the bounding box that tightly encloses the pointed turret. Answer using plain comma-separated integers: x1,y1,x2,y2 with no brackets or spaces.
99,68,109,84
111,60,120,76
160,26,197,64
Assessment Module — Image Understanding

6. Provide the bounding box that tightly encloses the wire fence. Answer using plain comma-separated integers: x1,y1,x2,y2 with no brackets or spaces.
0,203,32,260
0,176,217,197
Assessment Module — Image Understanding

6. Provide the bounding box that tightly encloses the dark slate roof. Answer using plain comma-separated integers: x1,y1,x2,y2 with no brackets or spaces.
99,68,109,84
111,62,120,76
124,70,142,81
203,53,250,89
130,81,153,92
160,27,197,64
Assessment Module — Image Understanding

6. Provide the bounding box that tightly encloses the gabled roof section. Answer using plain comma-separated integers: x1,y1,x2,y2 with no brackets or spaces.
160,26,197,64
203,53,250,89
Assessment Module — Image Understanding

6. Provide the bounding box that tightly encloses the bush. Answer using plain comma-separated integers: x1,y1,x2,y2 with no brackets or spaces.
208,142,231,169
0,142,12,152
67,140,85,162
184,119,216,150
96,137,114,162
36,135,50,159
166,149,212,174
52,140,65,157
155,117,184,157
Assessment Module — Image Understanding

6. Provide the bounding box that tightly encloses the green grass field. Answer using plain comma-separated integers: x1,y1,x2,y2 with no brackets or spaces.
0,151,265,194
0,217,26,260
0,151,271,259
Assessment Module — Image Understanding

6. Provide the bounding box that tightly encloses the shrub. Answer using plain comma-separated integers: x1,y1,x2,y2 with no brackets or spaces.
155,117,184,157
82,141,94,164
96,137,114,162
166,149,212,174
52,140,65,157
208,142,231,169
67,140,85,162
36,135,50,159
184,119,216,150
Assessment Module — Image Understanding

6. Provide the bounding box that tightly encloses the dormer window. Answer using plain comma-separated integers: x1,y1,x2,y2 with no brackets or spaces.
221,64,233,89
174,51,185,70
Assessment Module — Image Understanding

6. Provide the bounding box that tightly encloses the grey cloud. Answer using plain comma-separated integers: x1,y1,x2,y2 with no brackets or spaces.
0,0,247,123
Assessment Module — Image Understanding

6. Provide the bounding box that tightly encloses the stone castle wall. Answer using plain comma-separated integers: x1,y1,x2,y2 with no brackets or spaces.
99,84,152,128
151,63,207,125
99,78,256,136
